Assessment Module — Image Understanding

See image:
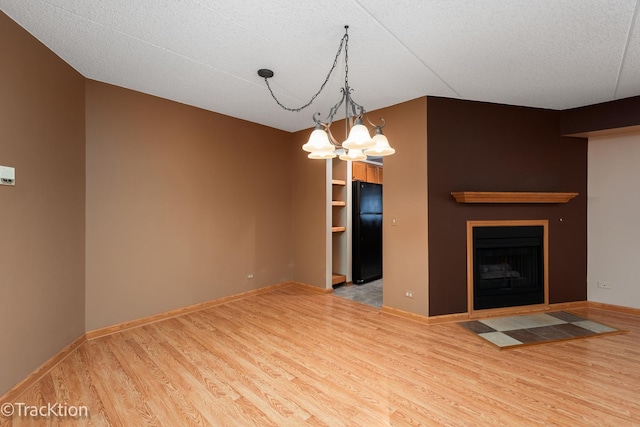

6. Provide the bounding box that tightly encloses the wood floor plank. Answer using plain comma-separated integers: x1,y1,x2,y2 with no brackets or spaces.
2,285,639,426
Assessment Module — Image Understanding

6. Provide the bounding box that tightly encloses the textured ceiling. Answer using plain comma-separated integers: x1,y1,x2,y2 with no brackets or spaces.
2,0,639,132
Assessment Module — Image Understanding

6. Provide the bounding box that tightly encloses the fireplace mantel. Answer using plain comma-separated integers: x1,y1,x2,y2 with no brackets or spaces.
451,191,578,204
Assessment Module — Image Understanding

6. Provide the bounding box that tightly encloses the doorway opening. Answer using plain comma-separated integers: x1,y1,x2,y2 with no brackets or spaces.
332,159,384,309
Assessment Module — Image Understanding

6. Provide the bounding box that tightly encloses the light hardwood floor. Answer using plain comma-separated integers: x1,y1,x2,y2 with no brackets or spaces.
2,285,639,426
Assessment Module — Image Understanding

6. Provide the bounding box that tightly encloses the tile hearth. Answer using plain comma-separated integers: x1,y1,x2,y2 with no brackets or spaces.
460,311,622,349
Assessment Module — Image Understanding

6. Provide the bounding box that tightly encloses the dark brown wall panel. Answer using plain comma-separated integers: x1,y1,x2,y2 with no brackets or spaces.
427,97,587,316
561,96,640,136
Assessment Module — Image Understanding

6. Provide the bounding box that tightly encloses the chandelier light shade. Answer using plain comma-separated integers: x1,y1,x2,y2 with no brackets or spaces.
339,148,366,162
301,125,335,154
308,150,338,160
364,127,395,156
342,117,375,150
258,26,395,161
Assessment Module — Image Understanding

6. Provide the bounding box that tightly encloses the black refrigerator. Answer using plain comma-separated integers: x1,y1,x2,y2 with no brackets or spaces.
352,181,383,284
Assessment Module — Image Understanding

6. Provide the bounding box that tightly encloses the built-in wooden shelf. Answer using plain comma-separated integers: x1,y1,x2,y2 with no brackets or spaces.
331,179,346,186
331,226,346,233
451,191,579,204
332,200,346,207
332,273,346,285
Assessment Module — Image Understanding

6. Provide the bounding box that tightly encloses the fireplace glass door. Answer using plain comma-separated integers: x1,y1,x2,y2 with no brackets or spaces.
473,225,544,310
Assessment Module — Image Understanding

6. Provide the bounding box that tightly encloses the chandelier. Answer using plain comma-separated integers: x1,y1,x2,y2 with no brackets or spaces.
258,26,395,161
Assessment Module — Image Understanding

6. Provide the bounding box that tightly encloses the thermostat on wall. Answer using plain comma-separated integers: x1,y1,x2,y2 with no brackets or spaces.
0,165,15,186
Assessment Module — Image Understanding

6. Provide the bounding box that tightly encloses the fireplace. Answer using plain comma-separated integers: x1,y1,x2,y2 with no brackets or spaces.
467,220,548,313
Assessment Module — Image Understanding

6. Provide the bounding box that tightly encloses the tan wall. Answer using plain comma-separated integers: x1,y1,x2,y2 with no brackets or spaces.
85,81,293,330
378,98,429,315
289,129,328,288
0,12,86,396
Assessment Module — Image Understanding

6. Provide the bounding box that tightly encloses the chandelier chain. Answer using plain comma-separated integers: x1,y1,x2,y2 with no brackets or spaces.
262,28,349,113
344,29,349,90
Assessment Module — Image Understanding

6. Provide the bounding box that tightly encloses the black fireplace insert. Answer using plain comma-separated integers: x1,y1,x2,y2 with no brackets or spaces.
473,225,544,310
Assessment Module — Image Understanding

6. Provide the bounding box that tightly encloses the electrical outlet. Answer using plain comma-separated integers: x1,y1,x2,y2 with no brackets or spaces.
597,281,612,289
0,165,15,186
404,290,413,298
247,274,254,280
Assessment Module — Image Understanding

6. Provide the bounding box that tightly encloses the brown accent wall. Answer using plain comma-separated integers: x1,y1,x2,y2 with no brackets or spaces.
561,96,640,136
85,81,293,330
0,12,86,396
427,97,587,316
